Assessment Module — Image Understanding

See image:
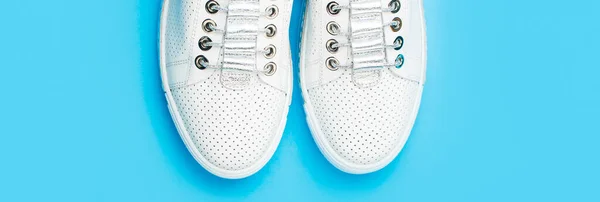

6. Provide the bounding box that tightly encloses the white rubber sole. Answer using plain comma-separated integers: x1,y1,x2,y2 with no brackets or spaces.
298,0,428,174
159,0,294,179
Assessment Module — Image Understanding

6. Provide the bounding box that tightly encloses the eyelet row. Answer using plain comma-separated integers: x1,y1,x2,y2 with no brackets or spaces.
262,4,279,76
325,1,341,71
196,0,220,70
389,1,404,69
195,1,280,76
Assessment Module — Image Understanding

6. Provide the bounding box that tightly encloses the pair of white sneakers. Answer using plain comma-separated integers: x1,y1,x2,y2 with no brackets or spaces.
159,0,426,179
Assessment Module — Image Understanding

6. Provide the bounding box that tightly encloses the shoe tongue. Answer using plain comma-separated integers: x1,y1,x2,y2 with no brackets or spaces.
349,0,386,88
352,69,382,88
219,0,261,90
220,70,257,90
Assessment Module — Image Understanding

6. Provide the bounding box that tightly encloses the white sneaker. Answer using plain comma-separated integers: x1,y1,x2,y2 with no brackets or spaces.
300,0,426,174
159,0,293,179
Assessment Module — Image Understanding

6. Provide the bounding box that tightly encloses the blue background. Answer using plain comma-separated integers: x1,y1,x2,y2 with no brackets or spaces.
1,0,599,201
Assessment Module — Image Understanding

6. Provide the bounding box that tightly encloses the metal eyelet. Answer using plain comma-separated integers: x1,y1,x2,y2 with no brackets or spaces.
263,45,276,59
195,55,209,70
393,36,404,50
325,57,339,71
205,0,220,14
265,24,277,37
390,17,403,32
388,0,401,13
198,36,213,51
263,62,277,76
327,2,341,15
326,21,340,35
395,54,405,69
326,39,339,53
266,5,279,19
202,19,217,32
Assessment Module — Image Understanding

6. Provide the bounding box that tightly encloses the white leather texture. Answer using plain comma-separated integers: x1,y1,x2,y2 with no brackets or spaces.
160,0,292,179
308,70,419,165
300,0,426,174
170,72,287,171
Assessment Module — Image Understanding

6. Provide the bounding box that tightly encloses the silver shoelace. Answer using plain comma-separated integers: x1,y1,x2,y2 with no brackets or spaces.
195,0,279,76
325,0,405,71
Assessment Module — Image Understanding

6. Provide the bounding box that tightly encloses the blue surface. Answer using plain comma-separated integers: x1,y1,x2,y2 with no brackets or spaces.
0,0,599,201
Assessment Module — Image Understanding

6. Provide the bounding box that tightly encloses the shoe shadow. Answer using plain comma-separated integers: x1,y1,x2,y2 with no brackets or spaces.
136,0,271,198
286,0,399,192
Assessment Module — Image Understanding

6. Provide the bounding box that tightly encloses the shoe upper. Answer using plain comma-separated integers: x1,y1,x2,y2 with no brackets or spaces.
301,0,426,173
160,0,292,179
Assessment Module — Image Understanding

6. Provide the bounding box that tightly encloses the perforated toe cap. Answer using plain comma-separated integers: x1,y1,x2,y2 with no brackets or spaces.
306,70,421,170
170,73,287,173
